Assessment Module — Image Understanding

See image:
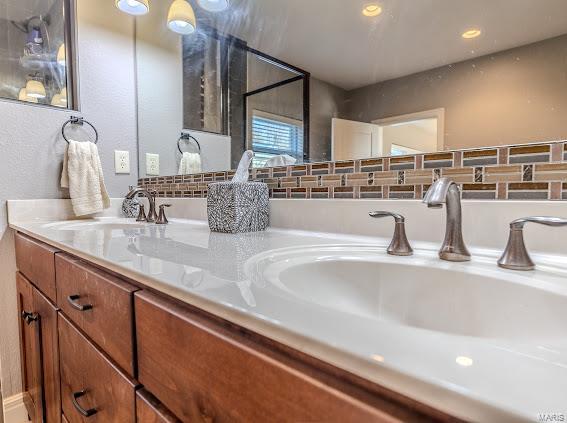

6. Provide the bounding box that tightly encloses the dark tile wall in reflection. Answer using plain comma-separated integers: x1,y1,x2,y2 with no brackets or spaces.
140,141,567,201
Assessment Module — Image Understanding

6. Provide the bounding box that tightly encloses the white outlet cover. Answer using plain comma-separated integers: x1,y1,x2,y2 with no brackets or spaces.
114,150,130,174
146,153,160,176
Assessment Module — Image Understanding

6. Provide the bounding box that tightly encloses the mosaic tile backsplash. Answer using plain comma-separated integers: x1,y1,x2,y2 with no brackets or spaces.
139,141,567,201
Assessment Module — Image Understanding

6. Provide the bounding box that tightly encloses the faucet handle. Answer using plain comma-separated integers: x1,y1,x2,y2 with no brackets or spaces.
369,211,413,256
156,204,172,225
136,204,147,222
498,216,567,271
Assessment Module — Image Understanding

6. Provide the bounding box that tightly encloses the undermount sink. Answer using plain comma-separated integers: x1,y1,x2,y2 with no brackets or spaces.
43,219,146,231
248,245,567,341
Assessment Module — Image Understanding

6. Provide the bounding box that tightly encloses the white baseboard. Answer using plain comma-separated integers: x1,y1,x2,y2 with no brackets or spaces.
3,393,29,423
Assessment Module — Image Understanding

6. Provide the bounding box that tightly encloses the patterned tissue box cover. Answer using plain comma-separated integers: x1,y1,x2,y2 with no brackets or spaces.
207,182,270,233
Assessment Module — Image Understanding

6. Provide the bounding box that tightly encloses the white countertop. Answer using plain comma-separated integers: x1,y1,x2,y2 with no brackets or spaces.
9,215,567,422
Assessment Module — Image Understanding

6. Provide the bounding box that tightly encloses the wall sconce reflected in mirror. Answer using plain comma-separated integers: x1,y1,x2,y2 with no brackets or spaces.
115,0,150,16
51,94,66,107
167,0,197,35
197,0,230,12
18,88,38,103
25,80,46,99
57,43,66,66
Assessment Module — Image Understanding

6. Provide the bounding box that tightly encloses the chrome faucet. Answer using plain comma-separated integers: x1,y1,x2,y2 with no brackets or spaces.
498,216,567,270
423,178,471,262
126,187,158,222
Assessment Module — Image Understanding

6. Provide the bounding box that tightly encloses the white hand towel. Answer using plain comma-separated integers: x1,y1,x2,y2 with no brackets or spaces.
178,152,202,175
61,140,110,216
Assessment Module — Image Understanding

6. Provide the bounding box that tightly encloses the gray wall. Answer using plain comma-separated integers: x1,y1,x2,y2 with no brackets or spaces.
0,0,138,400
309,78,346,162
343,34,567,150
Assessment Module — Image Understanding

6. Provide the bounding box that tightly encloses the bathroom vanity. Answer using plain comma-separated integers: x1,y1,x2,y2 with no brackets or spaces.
8,199,567,422
13,231,446,422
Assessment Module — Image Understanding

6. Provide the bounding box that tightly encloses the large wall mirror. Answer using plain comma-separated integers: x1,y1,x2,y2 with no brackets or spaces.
0,0,77,109
136,0,567,177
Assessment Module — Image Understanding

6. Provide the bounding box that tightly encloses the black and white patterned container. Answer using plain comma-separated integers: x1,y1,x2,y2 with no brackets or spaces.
207,182,269,233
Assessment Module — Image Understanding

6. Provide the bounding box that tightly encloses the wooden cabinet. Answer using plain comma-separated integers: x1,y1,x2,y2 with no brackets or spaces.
14,232,451,423
58,314,136,423
15,233,58,302
136,389,181,423
16,272,61,423
16,272,43,422
56,254,138,376
135,290,422,423
33,285,62,423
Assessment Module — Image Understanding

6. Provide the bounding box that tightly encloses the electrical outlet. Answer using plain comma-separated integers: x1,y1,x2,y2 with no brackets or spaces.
114,150,130,174
146,153,160,176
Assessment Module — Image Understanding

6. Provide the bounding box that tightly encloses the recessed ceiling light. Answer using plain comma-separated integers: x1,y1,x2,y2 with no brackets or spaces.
462,29,481,39
362,3,382,17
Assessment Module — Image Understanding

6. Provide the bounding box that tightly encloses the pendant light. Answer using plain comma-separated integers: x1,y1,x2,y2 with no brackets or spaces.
115,0,149,16
57,43,66,66
167,0,196,35
197,0,229,12
18,88,38,103
25,80,46,99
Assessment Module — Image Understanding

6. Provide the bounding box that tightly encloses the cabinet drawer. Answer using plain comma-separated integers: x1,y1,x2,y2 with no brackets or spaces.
59,313,136,423
15,232,58,302
135,291,393,423
136,389,181,423
56,253,138,376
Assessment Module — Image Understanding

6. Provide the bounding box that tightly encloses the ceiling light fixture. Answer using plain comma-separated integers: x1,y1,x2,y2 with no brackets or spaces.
57,43,66,66
25,80,46,99
167,0,197,35
115,0,150,16
197,0,230,13
462,29,481,39
362,3,382,17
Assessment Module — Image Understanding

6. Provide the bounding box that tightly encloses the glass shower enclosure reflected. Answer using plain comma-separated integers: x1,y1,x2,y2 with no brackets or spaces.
0,0,76,109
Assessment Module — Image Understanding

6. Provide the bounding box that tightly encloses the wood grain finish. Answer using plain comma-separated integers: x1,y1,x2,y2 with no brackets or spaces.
33,285,62,423
136,290,443,423
136,389,182,423
56,253,138,376
58,313,136,423
15,232,58,302
16,272,42,422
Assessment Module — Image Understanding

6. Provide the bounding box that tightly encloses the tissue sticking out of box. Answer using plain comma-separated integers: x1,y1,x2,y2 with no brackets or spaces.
232,150,254,183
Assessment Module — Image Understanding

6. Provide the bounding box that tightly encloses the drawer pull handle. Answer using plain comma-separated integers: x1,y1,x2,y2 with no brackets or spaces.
21,311,39,325
72,390,97,417
67,295,93,311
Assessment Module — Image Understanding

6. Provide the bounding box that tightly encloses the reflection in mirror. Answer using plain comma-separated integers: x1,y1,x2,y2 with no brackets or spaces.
136,0,567,176
0,0,76,109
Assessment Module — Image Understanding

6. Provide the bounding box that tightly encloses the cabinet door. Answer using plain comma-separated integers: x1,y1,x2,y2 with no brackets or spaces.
33,287,61,423
16,272,43,423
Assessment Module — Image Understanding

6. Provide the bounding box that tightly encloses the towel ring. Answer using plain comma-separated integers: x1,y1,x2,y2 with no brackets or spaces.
62,116,99,144
177,133,201,154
